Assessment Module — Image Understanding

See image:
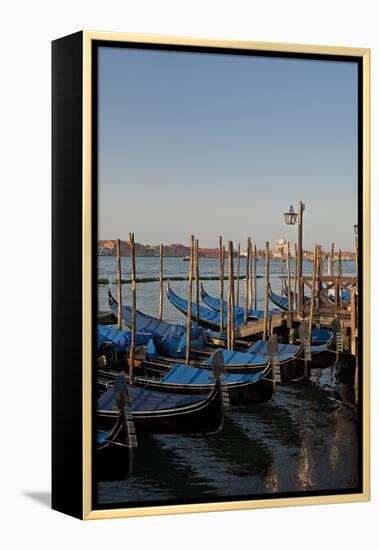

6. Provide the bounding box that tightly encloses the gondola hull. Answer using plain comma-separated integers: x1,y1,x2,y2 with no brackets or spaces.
98,381,224,435
96,410,134,481
99,365,274,406
133,383,224,433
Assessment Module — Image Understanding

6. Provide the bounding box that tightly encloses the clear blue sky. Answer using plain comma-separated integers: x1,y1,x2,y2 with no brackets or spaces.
98,46,358,250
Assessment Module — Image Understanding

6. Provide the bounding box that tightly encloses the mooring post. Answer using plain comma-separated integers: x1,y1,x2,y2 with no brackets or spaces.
287,241,292,327
338,249,343,303
159,243,163,320
236,242,240,307
195,239,200,325
297,201,304,316
309,244,317,338
116,238,122,330
351,284,357,356
315,245,321,313
227,241,233,350
263,241,270,341
186,235,195,365
244,237,250,324
129,233,136,384
219,236,224,332
230,241,235,349
294,243,298,311
281,247,284,295
249,239,253,310
253,244,257,310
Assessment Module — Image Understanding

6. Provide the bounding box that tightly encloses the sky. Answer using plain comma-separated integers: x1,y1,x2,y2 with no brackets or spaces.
98,46,358,250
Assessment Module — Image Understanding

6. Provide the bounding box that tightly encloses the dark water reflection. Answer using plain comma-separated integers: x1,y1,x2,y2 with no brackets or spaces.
97,368,358,505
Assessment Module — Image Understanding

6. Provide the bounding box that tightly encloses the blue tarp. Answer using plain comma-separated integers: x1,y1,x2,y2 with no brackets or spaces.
108,291,205,358
311,328,333,344
248,340,300,355
98,384,207,413
97,324,154,351
203,349,272,366
161,362,264,385
167,286,246,328
97,430,110,445
248,339,329,355
201,284,281,319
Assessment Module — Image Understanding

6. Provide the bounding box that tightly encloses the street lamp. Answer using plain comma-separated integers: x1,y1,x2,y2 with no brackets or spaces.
284,201,305,315
283,205,297,226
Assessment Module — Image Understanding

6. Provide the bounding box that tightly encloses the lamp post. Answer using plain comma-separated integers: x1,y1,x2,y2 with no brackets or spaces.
284,201,305,315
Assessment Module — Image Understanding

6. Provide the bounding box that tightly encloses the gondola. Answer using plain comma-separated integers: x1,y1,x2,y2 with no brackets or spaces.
97,363,224,435
268,283,293,311
96,410,135,481
167,283,249,330
146,345,300,377
96,375,136,481
248,336,335,370
108,289,205,358
200,283,281,319
99,359,274,406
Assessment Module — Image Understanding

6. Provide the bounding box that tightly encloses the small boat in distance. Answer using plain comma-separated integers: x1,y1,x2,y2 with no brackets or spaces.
181,256,190,261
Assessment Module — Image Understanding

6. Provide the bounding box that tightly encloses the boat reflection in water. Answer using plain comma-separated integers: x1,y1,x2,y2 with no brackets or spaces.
98,366,358,505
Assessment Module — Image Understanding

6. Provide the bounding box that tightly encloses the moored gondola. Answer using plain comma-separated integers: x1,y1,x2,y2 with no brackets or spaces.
99,359,274,406
96,375,136,481
166,283,247,330
98,359,225,435
201,283,281,320
108,288,205,357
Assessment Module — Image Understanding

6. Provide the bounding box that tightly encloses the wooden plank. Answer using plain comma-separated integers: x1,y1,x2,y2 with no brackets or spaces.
236,313,283,338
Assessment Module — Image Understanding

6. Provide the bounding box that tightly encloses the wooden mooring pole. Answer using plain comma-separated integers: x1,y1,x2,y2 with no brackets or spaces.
249,239,253,310
227,241,235,350
186,235,194,365
236,242,241,307
253,244,257,310
308,244,317,337
195,239,200,325
294,243,298,311
116,238,122,330
129,233,136,384
281,247,284,295
244,237,251,324
287,241,292,327
219,236,224,332
263,241,270,341
297,201,304,316
159,243,163,320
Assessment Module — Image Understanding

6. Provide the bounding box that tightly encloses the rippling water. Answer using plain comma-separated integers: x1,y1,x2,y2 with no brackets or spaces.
97,257,358,507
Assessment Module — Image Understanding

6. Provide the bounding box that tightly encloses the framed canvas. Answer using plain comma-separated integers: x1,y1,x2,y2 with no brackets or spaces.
52,31,370,520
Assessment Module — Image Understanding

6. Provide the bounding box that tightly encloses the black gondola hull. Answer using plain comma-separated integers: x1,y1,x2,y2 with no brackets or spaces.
96,411,134,481
131,382,224,434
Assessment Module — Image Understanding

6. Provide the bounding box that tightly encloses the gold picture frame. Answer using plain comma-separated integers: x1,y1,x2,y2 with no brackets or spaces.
52,31,370,520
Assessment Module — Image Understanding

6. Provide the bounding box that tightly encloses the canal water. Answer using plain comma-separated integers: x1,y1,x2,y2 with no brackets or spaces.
97,257,359,506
